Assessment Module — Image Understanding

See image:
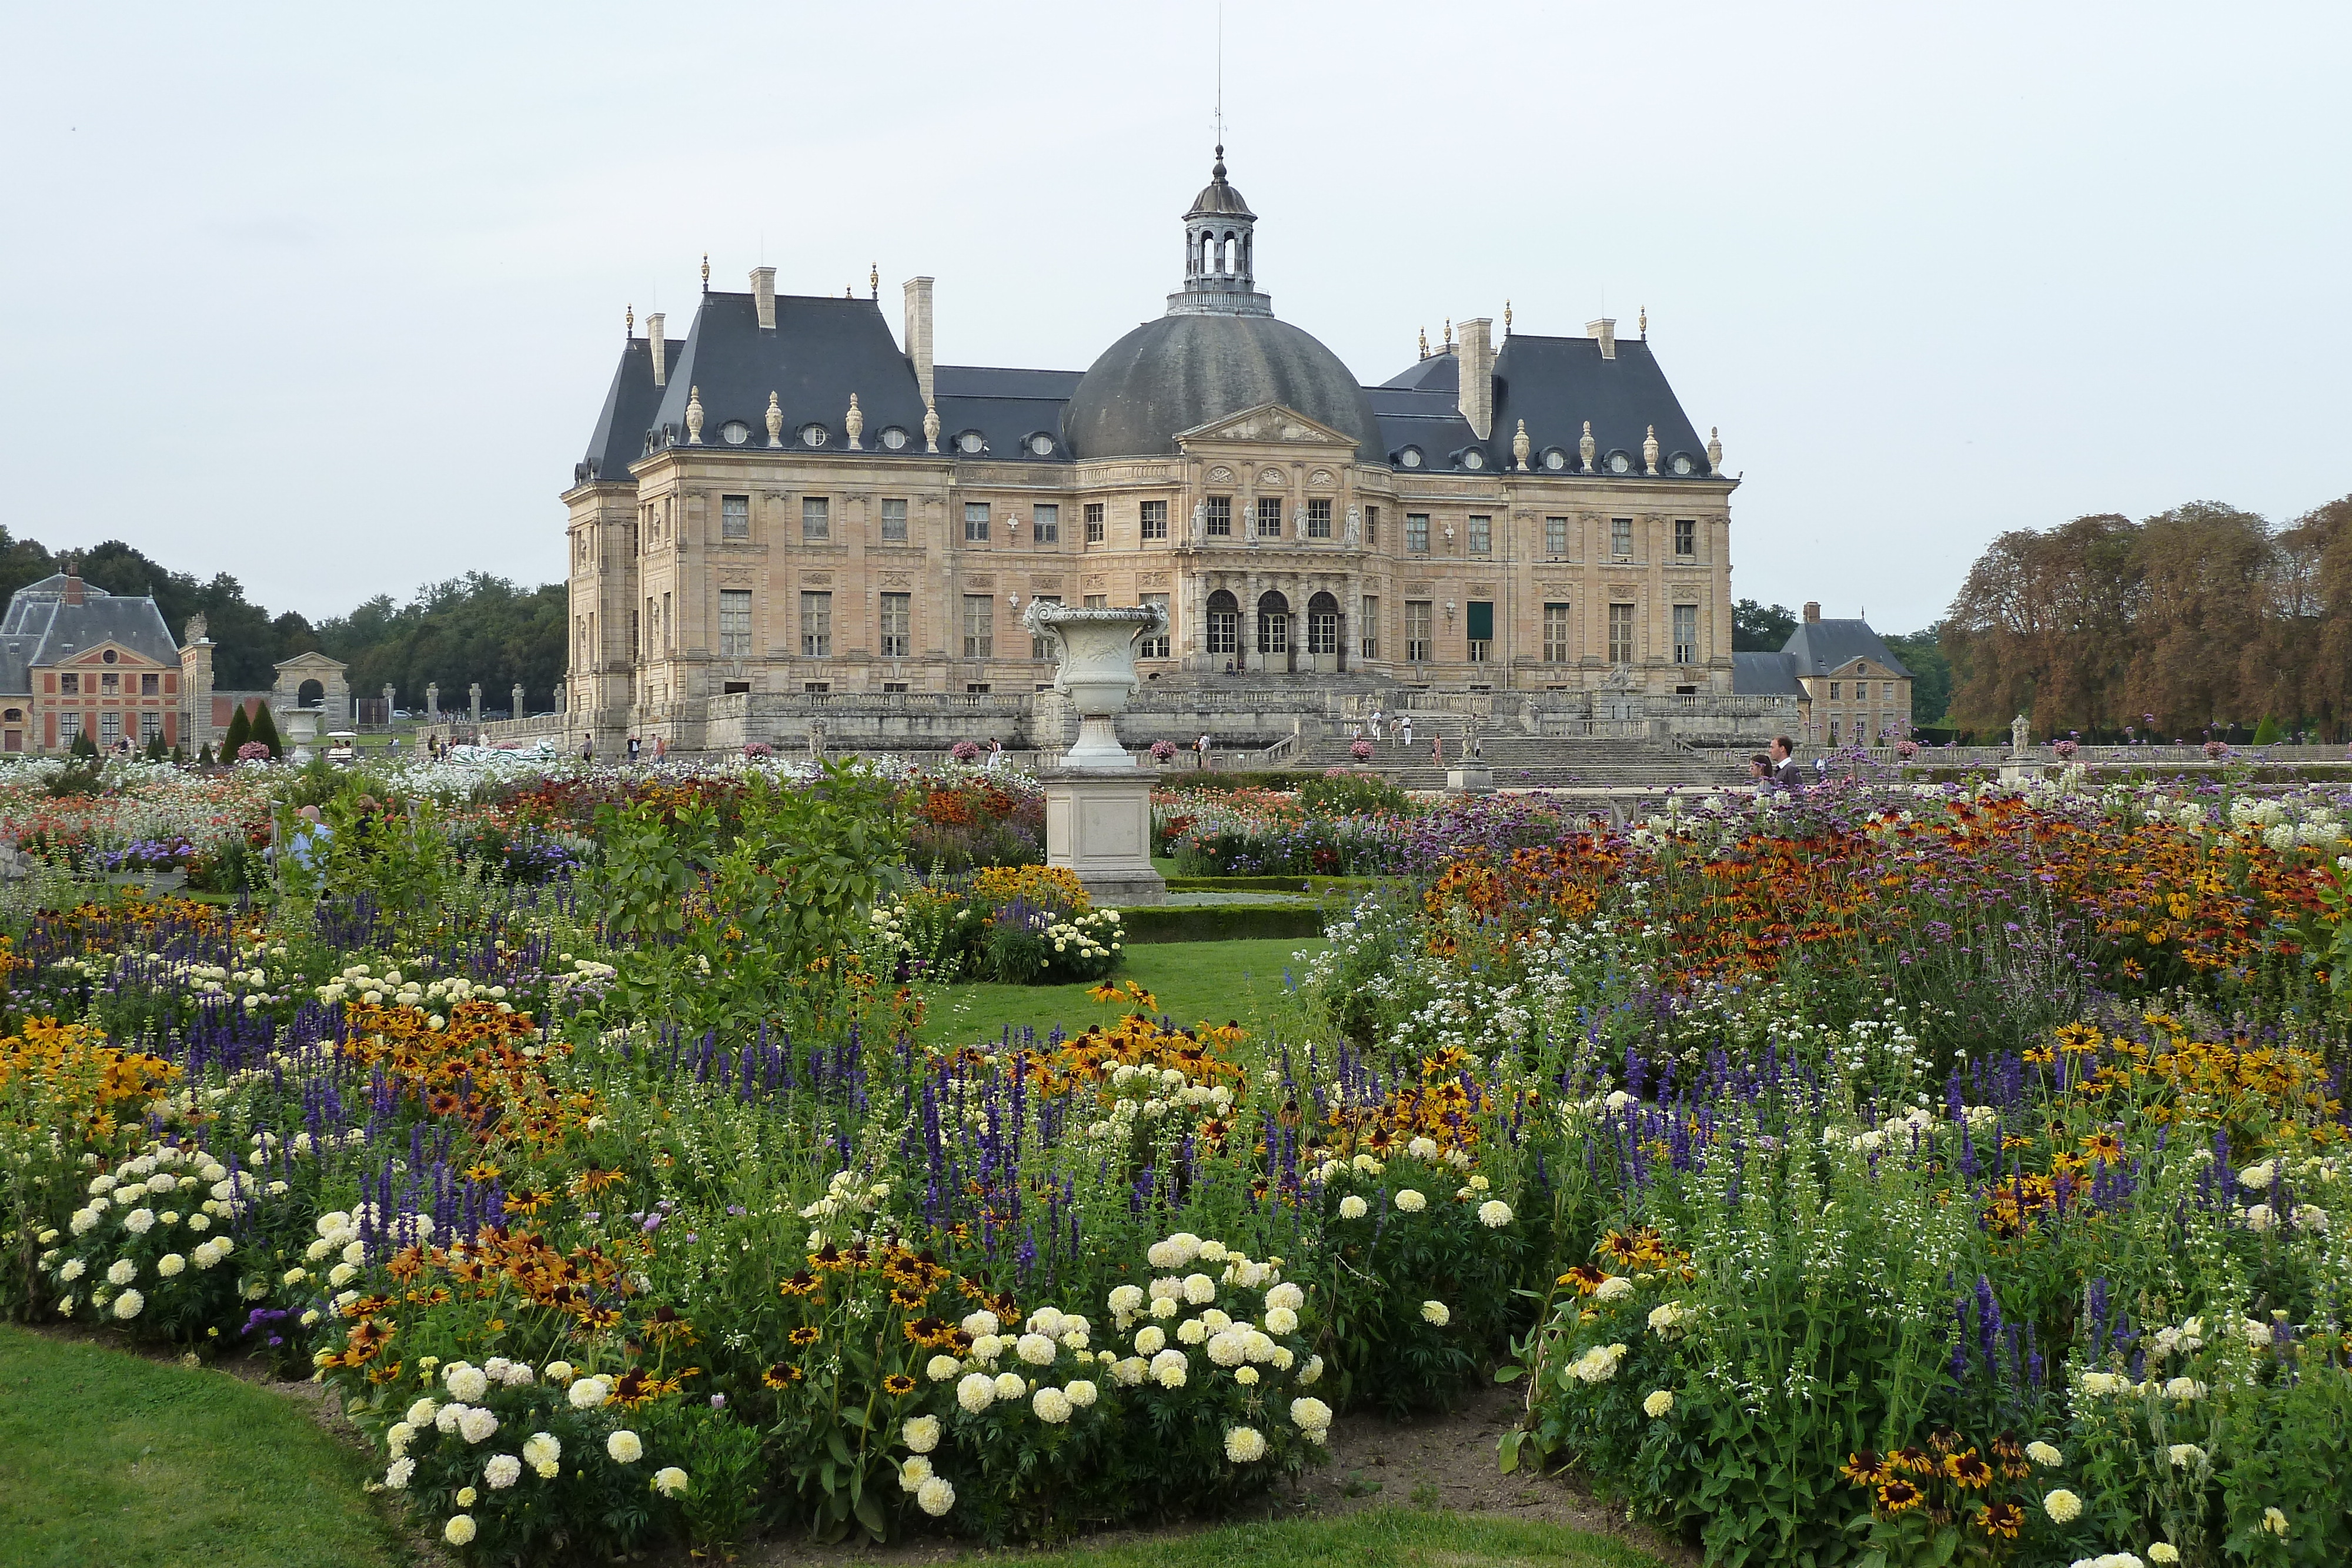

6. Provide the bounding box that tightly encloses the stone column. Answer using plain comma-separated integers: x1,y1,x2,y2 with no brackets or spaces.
380,683,395,725
511,683,526,720
425,683,439,721
469,683,483,724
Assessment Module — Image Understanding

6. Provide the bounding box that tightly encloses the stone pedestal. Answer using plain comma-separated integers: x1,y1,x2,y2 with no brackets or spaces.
1446,763,1495,794
285,708,320,765
1043,768,1167,907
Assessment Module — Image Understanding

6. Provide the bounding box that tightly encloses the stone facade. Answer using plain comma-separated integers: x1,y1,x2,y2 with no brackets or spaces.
564,151,1740,753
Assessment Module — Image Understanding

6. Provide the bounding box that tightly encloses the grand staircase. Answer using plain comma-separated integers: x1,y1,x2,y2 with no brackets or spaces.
1288,716,1750,791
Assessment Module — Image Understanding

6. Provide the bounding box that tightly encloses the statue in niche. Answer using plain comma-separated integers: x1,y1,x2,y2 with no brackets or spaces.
1190,502,1208,544
1344,506,1361,548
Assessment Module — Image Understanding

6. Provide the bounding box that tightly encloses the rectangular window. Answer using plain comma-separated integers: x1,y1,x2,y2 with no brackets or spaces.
881,497,908,541
721,494,750,539
629,609,640,660
1611,517,1633,557
1207,600,1238,656
804,682,830,695
1467,514,1491,555
1306,499,1332,539
719,589,755,658
1672,603,1698,664
1033,503,1059,543
1140,593,1170,658
1884,682,1896,700
1608,602,1635,664
141,672,159,695
101,672,119,693
60,712,81,744
966,683,991,695
1544,603,1572,662
1829,681,1841,700
141,711,162,743
1406,600,1432,663
1363,505,1378,546
802,496,830,541
100,711,121,747
1258,602,1288,654
1205,496,1231,537
962,595,993,658
1030,595,1062,659
796,591,828,657
1406,513,1430,554
1466,600,1494,662
964,502,990,541
1256,496,1282,539
1674,518,1696,557
880,593,911,658
1829,718,1842,747
1307,604,1337,655
1545,516,1568,557
882,681,909,693
1138,500,1167,540
1084,503,1105,543
1084,594,1107,609
662,592,672,651
1359,595,1379,658
60,674,77,695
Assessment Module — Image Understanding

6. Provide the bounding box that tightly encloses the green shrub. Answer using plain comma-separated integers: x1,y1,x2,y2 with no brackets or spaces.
1116,903,1325,944
1297,771,1409,817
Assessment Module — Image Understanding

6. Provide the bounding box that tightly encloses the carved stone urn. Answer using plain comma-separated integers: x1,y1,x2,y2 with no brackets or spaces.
1023,600,1167,768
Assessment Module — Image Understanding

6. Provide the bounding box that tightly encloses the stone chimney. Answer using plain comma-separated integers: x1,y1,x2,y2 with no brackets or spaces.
62,570,83,607
648,312,667,387
750,266,776,330
1803,601,1822,623
1456,316,1494,440
1586,316,1616,360
902,277,936,410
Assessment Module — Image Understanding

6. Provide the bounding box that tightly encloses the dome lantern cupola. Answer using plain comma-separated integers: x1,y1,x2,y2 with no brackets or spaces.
1170,145,1271,317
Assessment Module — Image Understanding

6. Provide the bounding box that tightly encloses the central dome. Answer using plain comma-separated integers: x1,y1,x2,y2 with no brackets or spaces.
1063,313,1384,462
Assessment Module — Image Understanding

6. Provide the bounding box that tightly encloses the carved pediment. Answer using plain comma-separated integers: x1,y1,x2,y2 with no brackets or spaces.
1176,402,1357,450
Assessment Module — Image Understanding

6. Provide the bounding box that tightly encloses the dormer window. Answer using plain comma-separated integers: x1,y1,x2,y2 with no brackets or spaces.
880,426,909,451
956,430,985,454
1026,433,1056,457
1606,450,1634,476
1669,452,1696,476
1459,449,1486,471
1397,446,1424,469
1542,447,1569,472
799,423,829,448
719,420,751,446
102,649,118,663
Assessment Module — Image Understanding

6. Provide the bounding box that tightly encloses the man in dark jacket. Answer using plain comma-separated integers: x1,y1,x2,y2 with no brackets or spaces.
1769,735,1804,794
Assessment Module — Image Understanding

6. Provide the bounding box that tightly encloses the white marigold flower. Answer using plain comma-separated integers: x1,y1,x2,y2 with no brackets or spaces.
1183,1273,1217,1305
1205,1331,1245,1367
1337,1194,1368,1220
957,1373,996,1413
902,1415,941,1453
1111,1356,1147,1386
1107,1285,1145,1316
1301,1354,1324,1385
1015,1333,1057,1366
385,1457,415,1490
2148,1546,2180,1564
1033,1386,1073,1424
407,1398,439,1427
1421,1300,1451,1327
58,1258,85,1283
542,1360,575,1384
1223,1426,1267,1463
2263,1506,2288,1536
113,1289,145,1320
107,1258,138,1286
898,1455,933,1491
1594,1275,1635,1303
1134,1325,1167,1355
2078,1372,2121,1396
1394,1189,1427,1213
2167,1443,2205,1468
1177,1318,1208,1346
328,1262,359,1287
2043,1488,2082,1523
1065,1379,1097,1408
606,1429,643,1463
2024,1440,2063,1466
485,1453,522,1489
1151,1349,1188,1388
444,1515,476,1546
386,1422,415,1456
1289,1396,1332,1430
2238,1161,2276,1189
1265,1306,1299,1335
1234,1365,1259,1385
652,1465,688,1497
457,1407,500,1445
2162,1377,2207,1401
1265,1281,1304,1313
435,1403,466,1433
121,1207,153,1236
522,1433,561,1475
916,1476,956,1517
1477,1200,1514,1229
1642,1390,1675,1417
960,1310,1001,1338
69,1209,98,1236
568,1376,609,1409
991,1371,1025,1401
1200,1309,1232,1333
1026,1307,1067,1338
156,1254,185,1278
926,1354,961,1382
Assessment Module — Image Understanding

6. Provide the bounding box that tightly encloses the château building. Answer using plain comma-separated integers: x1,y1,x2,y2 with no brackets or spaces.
563,148,1740,751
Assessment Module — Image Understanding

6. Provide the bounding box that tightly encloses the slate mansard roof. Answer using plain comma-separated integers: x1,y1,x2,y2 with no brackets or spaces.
578,295,1711,480
0,576,181,697
1782,620,1912,680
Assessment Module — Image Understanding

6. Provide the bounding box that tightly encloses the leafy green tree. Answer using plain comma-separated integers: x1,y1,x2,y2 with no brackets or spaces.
1883,625,1953,726
1732,599,1800,652
249,703,284,760
221,704,253,757
316,574,565,716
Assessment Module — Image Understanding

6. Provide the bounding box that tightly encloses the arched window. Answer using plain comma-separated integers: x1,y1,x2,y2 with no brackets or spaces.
1256,590,1290,656
297,678,325,708
1306,591,1341,656
1205,590,1239,657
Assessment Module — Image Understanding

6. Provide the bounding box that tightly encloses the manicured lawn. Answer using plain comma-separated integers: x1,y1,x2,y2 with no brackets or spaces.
0,1325,415,1568
1005,1509,1660,1567
914,937,1324,1047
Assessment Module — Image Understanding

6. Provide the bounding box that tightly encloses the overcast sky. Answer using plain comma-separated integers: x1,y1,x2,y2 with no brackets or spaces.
4,1,2346,631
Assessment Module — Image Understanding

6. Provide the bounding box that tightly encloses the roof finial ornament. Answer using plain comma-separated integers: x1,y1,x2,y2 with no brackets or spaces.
870,263,879,299
1706,426,1723,477
1579,420,1596,474
846,285,854,298
626,303,634,336
1639,305,1647,339
1418,327,1429,360
1512,419,1531,472
923,400,941,454
1642,424,1660,475
1443,318,1454,351
700,253,710,292
1504,299,1512,336
845,393,865,450
685,385,705,444
766,392,784,448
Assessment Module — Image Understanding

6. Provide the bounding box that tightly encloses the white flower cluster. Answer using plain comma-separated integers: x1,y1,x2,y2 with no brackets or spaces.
50,1142,246,1314
1037,908,1122,965
316,959,514,1012
1568,1343,1629,1383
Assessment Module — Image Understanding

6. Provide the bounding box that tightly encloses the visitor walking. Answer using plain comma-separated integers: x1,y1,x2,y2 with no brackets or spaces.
653,733,666,762
1432,732,1444,768
1750,753,1778,794
1195,731,1211,768
1399,714,1414,751
579,733,594,763
986,737,1003,771
626,734,641,764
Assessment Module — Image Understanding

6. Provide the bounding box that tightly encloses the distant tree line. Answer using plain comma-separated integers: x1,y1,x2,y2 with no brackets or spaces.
0,530,563,713
1939,496,2352,741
